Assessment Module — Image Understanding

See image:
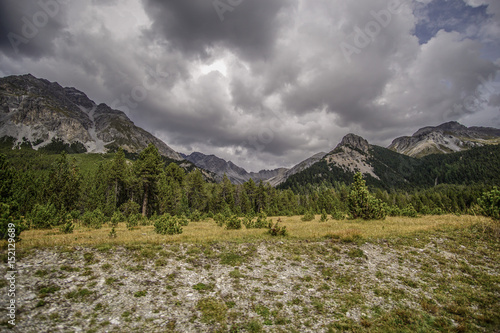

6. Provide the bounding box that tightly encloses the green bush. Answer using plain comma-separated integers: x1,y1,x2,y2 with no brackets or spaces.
59,214,74,234
214,213,226,227
120,200,141,217
154,214,183,235
431,207,445,215
268,219,287,236
126,213,141,230
331,210,346,220
190,210,202,222
178,215,190,226
110,211,125,228
301,210,315,222
386,206,401,217
92,209,105,229
347,172,386,220
401,204,418,218
81,209,106,229
254,211,268,229
320,209,329,222
226,215,242,230
478,187,500,220
242,214,254,229
28,203,59,229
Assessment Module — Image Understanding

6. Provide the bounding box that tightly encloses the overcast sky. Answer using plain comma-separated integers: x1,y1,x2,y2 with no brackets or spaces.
1,0,499,171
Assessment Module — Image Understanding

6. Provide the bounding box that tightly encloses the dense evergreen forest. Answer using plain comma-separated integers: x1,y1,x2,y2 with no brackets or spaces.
0,139,498,233
278,145,500,191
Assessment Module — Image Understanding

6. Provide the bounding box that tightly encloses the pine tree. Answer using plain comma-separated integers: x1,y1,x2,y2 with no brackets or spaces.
186,169,207,212
134,144,164,216
347,172,386,220
45,153,81,212
109,148,128,209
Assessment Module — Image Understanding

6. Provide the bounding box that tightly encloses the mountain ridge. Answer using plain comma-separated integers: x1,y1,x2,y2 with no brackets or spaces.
182,151,287,185
0,74,182,160
388,121,500,157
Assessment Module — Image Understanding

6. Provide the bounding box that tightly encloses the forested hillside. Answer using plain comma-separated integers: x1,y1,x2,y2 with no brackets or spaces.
279,144,500,191
1,139,498,235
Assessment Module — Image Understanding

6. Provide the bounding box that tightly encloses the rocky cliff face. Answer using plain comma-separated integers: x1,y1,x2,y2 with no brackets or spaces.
324,134,378,179
388,121,500,157
182,152,287,185
0,74,182,160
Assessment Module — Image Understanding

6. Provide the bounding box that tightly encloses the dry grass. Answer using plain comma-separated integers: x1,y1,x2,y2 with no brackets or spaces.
10,215,490,250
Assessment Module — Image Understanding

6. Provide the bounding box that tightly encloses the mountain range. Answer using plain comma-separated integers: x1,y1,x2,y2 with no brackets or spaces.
0,74,182,160
388,121,500,157
1,74,499,188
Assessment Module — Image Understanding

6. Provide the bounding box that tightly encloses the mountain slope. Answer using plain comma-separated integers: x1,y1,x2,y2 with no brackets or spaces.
279,132,500,192
388,121,500,157
182,152,287,185
0,74,182,160
267,152,327,186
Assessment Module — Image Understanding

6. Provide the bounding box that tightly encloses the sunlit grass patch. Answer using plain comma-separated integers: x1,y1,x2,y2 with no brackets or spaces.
10,215,490,249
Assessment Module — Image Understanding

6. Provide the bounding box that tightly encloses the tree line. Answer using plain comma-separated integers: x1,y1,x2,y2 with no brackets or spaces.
0,143,497,233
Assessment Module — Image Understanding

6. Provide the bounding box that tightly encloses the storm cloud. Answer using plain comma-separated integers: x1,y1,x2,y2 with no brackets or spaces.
0,0,498,171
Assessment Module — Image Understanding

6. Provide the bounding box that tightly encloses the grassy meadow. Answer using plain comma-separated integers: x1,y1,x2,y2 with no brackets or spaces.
2,215,499,332
13,214,489,249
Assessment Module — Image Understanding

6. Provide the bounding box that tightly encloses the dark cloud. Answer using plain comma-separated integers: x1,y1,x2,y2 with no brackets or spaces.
0,0,67,59
0,0,499,171
140,0,294,61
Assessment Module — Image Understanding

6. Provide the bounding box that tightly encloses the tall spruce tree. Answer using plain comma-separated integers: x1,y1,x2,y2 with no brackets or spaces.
45,152,81,212
347,172,386,220
134,144,164,216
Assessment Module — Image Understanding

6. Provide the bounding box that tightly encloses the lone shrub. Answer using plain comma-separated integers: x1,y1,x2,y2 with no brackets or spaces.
301,210,315,222
226,215,242,230
347,172,386,220
478,187,500,220
268,219,287,236
155,214,183,235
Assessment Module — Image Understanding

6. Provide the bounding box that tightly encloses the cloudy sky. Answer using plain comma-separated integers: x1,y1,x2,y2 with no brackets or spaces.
1,0,499,171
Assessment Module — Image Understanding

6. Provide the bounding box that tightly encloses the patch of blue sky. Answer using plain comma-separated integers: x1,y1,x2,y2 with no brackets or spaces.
413,0,489,44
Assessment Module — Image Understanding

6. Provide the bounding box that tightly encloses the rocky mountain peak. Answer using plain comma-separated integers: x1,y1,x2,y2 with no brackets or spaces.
336,133,370,153
0,74,182,160
389,121,500,157
413,121,468,137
